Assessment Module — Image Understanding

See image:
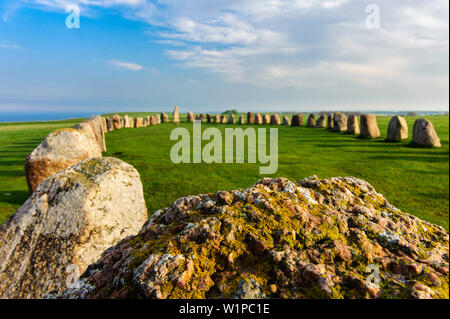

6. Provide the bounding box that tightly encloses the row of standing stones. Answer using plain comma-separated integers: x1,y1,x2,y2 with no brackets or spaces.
0,108,447,299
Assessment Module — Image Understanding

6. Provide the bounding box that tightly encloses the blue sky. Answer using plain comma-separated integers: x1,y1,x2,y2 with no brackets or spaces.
0,0,448,113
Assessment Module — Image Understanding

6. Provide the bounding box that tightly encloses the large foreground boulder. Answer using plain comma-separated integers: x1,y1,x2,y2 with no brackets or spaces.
360,114,380,138
59,176,448,299
1,157,148,298
25,128,102,192
387,116,408,141
412,119,441,147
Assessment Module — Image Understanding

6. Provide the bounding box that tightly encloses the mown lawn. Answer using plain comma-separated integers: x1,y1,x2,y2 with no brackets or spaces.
0,114,448,230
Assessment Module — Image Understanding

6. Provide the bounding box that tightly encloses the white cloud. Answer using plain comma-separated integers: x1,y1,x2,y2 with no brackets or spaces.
109,60,143,71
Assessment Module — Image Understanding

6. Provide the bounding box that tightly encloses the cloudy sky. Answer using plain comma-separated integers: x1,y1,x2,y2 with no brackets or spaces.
0,0,448,113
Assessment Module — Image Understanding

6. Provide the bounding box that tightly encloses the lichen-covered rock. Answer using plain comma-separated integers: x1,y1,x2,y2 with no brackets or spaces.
333,112,347,132
112,114,122,130
173,106,180,124
271,114,281,125
25,129,102,192
247,112,254,124
291,114,303,126
360,114,380,138
315,115,326,128
412,118,441,147
347,115,360,135
161,112,169,123
306,114,315,127
59,176,448,299
1,157,148,298
327,113,334,129
387,116,408,141
255,113,263,125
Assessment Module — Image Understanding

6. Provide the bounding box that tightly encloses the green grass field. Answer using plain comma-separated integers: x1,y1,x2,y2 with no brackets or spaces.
0,114,448,230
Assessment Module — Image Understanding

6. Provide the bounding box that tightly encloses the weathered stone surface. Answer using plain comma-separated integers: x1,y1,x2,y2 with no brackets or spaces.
238,115,245,124
214,115,221,123
360,114,380,138
86,116,106,152
173,106,180,124
291,114,303,126
247,112,254,124
255,113,263,124
327,113,334,129
134,118,144,128
333,112,347,132
106,117,114,132
59,176,449,299
72,122,102,154
155,115,161,125
150,116,157,126
161,112,169,123
412,119,441,147
1,157,148,298
347,115,360,135
283,116,290,126
271,114,281,125
228,114,235,124
306,114,315,127
25,129,102,192
112,114,122,130
263,114,271,124
221,115,228,124
123,115,132,128
386,116,408,141
315,115,326,128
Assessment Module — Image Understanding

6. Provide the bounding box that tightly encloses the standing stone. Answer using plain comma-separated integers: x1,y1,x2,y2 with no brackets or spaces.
155,115,161,124
199,114,206,122
327,113,334,129
263,114,271,124
238,115,245,124
255,113,263,124
25,128,102,193
207,114,211,123
315,115,326,128
112,114,122,130
228,113,235,124
0,157,147,298
271,114,281,125
187,112,195,122
173,106,180,124
123,115,131,128
360,114,380,138
101,117,107,133
221,115,227,124
291,114,303,126
74,116,107,153
135,118,144,128
412,118,441,147
161,112,169,123
214,115,221,123
387,116,408,141
333,112,347,132
347,115,360,135
150,116,157,126
306,114,315,127
106,117,114,132
247,112,254,124
283,116,290,126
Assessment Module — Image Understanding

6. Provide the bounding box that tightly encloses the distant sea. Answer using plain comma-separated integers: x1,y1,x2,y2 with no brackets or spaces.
0,112,99,123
